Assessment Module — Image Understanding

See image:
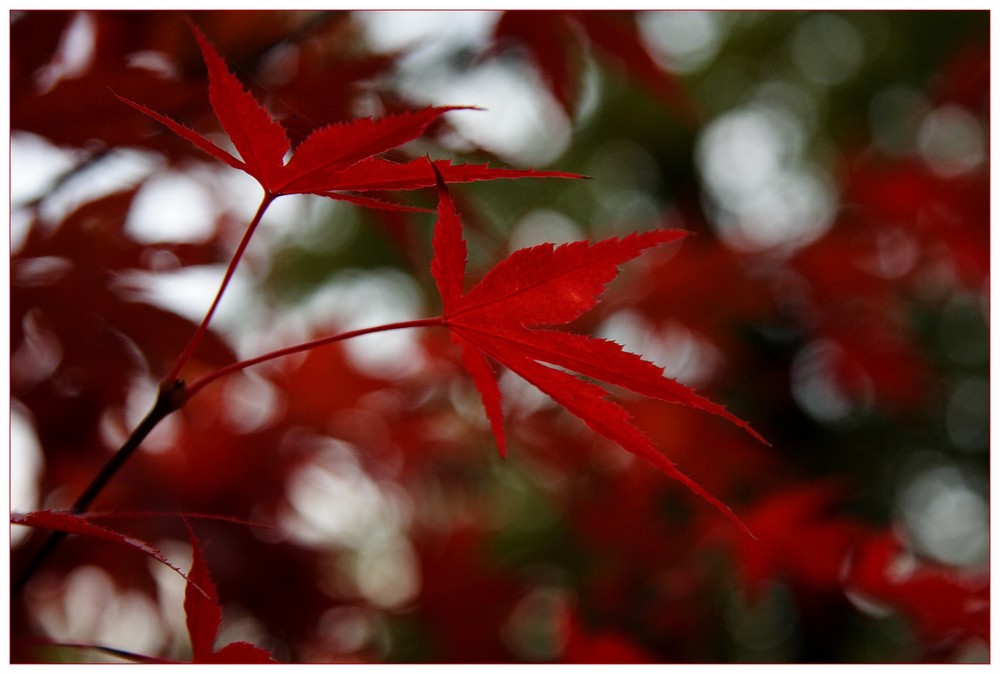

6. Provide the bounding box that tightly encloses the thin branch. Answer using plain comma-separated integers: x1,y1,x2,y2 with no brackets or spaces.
18,145,112,212
16,638,171,664
185,316,446,397
163,192,276,385
14,192,277,596
12,316,448,595
11,380,188,598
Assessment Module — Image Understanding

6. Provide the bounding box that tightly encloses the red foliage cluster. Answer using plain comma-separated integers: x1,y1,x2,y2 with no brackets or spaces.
10,10,988,664
487,10,696,120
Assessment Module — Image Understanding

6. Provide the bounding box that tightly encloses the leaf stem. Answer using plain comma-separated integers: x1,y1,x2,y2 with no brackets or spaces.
163,192,276,385
185,316,446,398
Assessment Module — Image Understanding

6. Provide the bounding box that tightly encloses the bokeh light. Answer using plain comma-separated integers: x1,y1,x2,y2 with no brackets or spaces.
9,10,988,664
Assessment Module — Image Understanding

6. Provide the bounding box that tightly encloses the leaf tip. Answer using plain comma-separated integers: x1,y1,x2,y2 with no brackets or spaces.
183,14,207,40
428,156,449,195
738,419,770,447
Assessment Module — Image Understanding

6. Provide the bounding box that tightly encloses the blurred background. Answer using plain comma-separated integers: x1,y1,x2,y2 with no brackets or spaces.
10,10,989,663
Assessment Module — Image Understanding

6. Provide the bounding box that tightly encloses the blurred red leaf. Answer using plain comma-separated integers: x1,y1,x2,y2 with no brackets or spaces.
491,11,580,113
574,11,696,118
411,527,524,662
825,324,929,411
11,188,235,503
843,532,989,648
724,482,868,598
842,157,988,290
10,11,400,165
491,10,695,119
430,170,763,533
629,235,775,358
790,227,933,412
11,11,198,152
12,188,235,397
932,40,988,111
560,609,657,663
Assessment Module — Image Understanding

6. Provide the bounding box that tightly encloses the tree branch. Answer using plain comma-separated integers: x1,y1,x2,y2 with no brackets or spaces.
12,380,188,597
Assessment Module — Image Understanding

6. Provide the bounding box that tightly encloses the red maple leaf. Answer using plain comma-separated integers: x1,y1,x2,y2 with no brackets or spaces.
117,19,579,209
429,171,764,533
11,510,193,586
11,512,276,663
183,525,276,663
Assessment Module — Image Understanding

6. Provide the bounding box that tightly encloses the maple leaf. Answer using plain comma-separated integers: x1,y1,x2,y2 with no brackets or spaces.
11,512,275,663
11,510,194,587
183,524,276,663
430,171,764,533
116,19,580,208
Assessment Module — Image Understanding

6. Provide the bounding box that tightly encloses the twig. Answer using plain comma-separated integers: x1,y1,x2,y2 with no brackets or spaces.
12,380,187,597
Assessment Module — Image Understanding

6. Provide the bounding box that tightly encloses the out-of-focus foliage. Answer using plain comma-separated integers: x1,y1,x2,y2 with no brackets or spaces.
10,10,988,664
